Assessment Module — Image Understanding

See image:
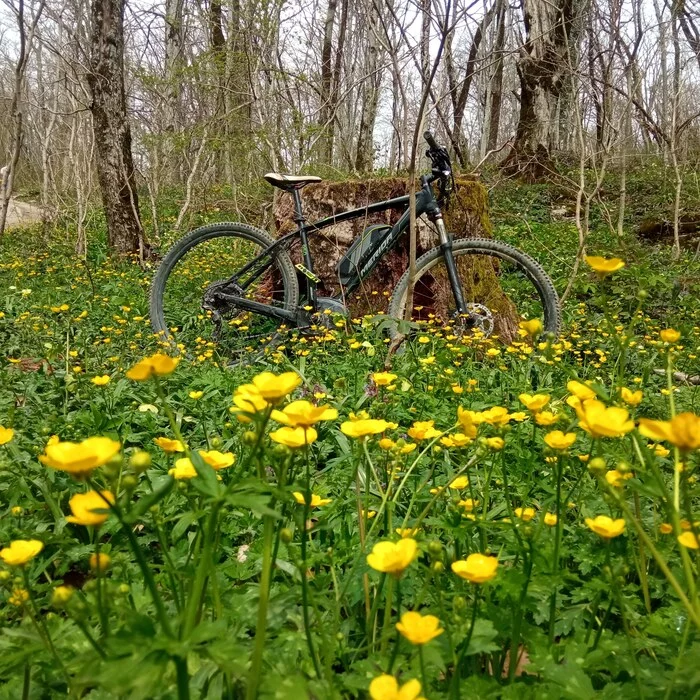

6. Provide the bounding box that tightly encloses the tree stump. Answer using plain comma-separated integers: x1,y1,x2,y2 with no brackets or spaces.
272,177,519,339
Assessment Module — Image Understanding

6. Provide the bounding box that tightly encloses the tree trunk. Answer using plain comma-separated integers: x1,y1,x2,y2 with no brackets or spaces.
319,0,338,164
486,0,507,152
87,0,146,255
503,0,575,180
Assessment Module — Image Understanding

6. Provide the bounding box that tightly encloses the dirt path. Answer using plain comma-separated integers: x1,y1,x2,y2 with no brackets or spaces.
4,198,45,229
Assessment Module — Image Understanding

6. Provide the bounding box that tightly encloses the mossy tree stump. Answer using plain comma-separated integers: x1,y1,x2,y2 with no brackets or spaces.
272,177,519,338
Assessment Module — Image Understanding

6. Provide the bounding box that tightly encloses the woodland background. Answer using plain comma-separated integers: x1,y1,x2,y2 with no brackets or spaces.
2,0,700,261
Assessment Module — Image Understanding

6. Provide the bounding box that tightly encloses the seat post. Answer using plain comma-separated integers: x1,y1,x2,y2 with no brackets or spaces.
292,188,305,225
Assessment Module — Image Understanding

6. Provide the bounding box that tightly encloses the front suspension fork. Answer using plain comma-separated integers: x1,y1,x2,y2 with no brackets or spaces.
434,217,467,315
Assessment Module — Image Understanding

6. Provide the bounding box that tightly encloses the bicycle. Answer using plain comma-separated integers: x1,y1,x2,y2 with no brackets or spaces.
150,132,561,362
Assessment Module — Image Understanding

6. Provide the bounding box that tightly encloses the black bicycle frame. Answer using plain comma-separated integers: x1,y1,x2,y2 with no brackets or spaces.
220,177,466,324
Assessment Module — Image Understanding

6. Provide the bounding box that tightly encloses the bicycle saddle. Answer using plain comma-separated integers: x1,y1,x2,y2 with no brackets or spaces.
264,173,322,191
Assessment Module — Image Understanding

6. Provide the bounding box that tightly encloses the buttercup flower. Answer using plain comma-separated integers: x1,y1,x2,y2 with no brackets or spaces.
407,420,441,441
519,393,550,412
485,437,505,450
230,384,269,422
451,553,498,583
169,457,197,480
448,476,469,490
51,585,75,606
544,431,577,450
373,372,397,387
198,450,236,470
585,255,625,276
535,411,560,426
341,419,396,439
66,490,114,526
575,400,634,438
0,540,43,566
620,388,643,406
269,426,317,448
91,375,110,386
456,407,478,437
39,437,121,477
519,318,542,337
369,674,425,700
89,552,111,573
271,400,338,428
396,528,420,538
543,512,558,526
478,406,511,426
639,412,700,451
9,589,29,606
659,328,680,344
514,507,536,521
292,492,332,508
605,469,633,488
585,515,625,538
126,353,179,380
458,498,479,512
189,390,204,400
678,532,699,549
367,538,417,576
154,436,184,453
441,433,473,448
567,380,596,401
0,426,14,445
659,523,673,535
396,611,444,645
251,371,302,401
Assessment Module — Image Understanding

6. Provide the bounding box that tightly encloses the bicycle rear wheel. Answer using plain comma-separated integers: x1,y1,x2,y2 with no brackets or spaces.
150,222,299,362
388,237,561,340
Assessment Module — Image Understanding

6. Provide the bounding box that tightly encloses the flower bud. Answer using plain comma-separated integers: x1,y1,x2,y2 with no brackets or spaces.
129,450,152,473
242,431,257,445
210,436,222,448
431,560,444,573
428,540,442,556
89,552,111,575
51,586,74,607
279,528,293,544
121,475,139,491
617,460,632,474
588,457,606,475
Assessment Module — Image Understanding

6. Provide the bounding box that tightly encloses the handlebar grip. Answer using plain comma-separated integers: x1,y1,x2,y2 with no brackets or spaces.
424,131,439,150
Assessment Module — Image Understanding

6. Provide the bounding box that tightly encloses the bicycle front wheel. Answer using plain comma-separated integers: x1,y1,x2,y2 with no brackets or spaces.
388,238,561,340
150,222,299,362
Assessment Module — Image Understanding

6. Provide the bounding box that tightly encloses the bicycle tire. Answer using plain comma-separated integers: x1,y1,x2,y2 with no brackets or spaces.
150,222,299,359
388,237,561,337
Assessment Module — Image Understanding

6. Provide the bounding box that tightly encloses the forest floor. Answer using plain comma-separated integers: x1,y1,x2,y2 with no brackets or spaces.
0,171,699,698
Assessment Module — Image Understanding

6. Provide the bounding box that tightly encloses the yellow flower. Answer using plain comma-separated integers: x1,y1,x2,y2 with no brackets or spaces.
605,469,633,488
9,588,29,606
486,348,501,357
271,400,338,427
659,328,681,344
91,375,110,386
514,507,535,521
230,385,269,423
652,443,670,458
456,407,478,437
451,553,498,583
373,372,397,387
519,318,542,337
479,406,511,425
575,400,634,438
485,437,505,451
369,674,425,700
678,532,699,549
0,540,43,566
535,411,559,426
585,515,625,538
269,426,318,448
448,476,469,490
169,457,197,480
395,611,444,645
39,437,121,477
519,393,550,412
188,390,204,400
620,387,643,406
126,353,180,380
89,552,111,574
198,450,236,470
659,523,673,534
458,498,479,512
396,528,420,538
51,585,74,606
567,380,596,401
366,538,417,576
251,371,301,401
441,433,472,448
585,255,625,275
638,413,700,451
0,426,14,445
341,419,396,438
66,490,114,526
153,436,185,453
544,431,577,450
407,420,441,441
379,438,396,450
292,492,332,508
543,512,558,526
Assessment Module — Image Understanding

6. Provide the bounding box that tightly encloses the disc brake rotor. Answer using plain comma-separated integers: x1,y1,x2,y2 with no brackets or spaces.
464,302,495,337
